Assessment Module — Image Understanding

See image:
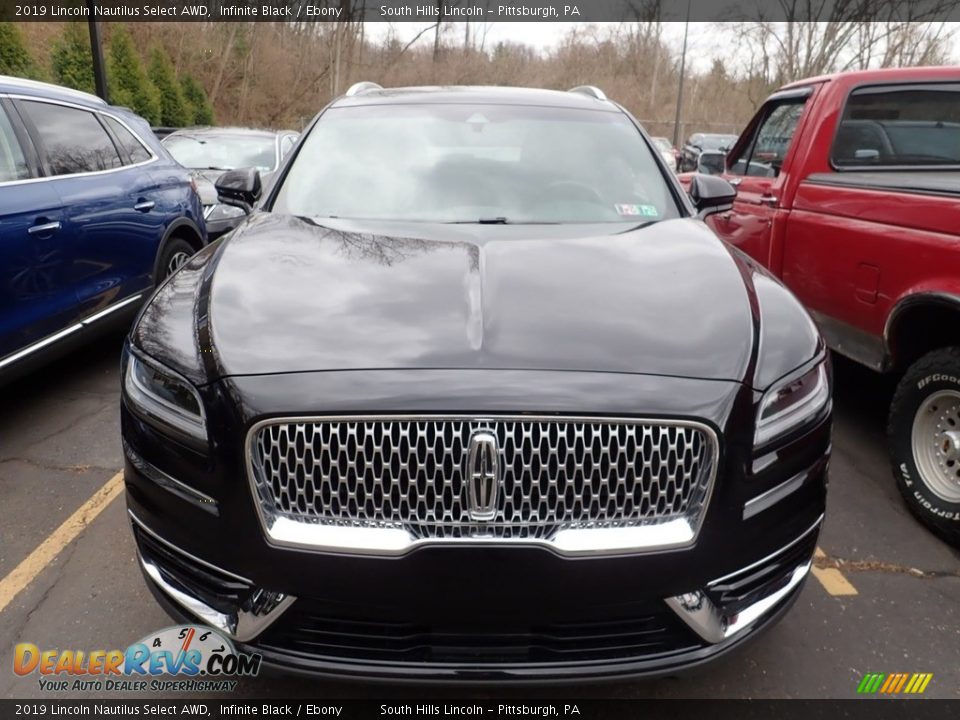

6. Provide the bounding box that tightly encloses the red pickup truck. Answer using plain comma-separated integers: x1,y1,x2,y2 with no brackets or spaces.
695,66,960,544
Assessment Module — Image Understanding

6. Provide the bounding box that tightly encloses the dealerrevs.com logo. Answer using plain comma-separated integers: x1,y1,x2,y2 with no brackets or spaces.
14,625,260,692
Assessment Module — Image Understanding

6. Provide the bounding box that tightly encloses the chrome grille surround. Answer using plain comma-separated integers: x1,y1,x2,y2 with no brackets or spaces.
245,415,719,557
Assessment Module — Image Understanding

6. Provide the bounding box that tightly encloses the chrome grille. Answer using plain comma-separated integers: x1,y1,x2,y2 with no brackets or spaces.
248,416,717,545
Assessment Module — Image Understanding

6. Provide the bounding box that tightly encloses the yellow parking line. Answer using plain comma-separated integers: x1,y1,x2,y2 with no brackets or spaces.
0,471,124,614
811,545,859,596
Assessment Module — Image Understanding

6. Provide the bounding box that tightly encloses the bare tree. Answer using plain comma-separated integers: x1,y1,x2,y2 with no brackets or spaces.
730,0,958,96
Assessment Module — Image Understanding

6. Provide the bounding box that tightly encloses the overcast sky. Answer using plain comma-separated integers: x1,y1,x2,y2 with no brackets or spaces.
367,22,721,71
366,21,959,73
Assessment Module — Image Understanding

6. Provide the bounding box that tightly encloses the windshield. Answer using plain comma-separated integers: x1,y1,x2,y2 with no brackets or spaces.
700,135,737,151
272,104,680,224
163,133,277,171
698,152,726,175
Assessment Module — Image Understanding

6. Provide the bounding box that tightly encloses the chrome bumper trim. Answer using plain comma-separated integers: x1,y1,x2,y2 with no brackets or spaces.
260,514,699,558
124,440,218,515
665,515,823,644
0,293,143,370
743,469,809,520
665,562,811,644
130,511,295,642
708,514,822,587
129,510,247,581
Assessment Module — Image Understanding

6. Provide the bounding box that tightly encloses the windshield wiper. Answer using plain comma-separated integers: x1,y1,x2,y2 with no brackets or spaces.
616,220,659,234
446,217,511,224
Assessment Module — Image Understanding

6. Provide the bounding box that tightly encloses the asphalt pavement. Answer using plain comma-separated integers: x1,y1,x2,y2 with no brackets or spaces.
1,333,958,700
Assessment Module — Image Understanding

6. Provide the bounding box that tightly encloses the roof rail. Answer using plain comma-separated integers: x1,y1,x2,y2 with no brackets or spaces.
345,81,384,97
568,85,608,102
0,74,107,106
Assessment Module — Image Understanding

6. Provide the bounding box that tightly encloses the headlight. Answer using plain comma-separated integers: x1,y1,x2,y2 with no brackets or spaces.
124,351,207,446
755,360,830,448
205,203,245,222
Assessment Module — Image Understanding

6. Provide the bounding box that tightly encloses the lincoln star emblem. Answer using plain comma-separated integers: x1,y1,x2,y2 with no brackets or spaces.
466,430,500,521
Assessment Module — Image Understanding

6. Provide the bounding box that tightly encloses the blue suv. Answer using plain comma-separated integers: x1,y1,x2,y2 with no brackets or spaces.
0,76,206,379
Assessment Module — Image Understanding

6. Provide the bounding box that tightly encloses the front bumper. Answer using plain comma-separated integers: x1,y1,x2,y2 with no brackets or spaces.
131,508,820,682
122,368,829,682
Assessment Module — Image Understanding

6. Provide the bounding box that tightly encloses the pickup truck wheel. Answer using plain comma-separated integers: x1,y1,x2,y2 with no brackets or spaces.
888,347,960,546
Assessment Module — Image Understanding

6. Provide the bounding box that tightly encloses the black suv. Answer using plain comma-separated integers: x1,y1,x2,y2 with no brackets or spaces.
122,83,831,682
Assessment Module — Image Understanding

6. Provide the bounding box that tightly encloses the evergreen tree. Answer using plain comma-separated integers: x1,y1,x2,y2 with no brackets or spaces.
107,26,161,124
181,74,214,125
148,46,189,127
0,22,40,79
51,24,95,93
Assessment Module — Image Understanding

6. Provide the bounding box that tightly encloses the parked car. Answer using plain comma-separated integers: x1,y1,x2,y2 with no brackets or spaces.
679,133,738,172
162,127,299,238
122,83,830,682
0,76,206,381
689,66,960,545
651,135,679,170
696,149,726,175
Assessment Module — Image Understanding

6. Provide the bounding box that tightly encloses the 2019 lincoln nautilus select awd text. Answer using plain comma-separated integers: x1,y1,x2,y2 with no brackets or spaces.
121,83,832,682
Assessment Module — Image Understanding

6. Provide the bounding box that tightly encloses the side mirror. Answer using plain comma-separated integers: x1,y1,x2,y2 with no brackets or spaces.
689,174,737,218
215,168,262,215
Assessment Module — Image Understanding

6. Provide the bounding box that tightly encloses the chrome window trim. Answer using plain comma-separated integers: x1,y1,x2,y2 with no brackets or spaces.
0,293,143,370
244,414,720,558
0,93,158,188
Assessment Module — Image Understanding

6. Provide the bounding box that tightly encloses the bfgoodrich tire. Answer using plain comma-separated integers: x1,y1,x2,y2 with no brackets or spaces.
888,347,960,547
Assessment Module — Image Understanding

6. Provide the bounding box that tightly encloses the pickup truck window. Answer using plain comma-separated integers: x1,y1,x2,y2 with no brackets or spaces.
833,84,960,168
0,107,29,182
729,99,806,178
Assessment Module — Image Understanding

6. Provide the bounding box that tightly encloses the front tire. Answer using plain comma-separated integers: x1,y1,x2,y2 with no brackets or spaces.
157,238,195,282
888,347,960,546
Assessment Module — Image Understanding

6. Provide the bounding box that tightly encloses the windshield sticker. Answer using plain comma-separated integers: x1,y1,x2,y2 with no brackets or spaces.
616,204,659,218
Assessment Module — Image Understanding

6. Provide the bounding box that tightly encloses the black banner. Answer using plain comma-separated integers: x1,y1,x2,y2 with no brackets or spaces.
3,0,960,23
1,700,960,719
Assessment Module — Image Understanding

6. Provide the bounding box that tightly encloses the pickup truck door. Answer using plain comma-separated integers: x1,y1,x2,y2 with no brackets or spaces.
709,88,815,268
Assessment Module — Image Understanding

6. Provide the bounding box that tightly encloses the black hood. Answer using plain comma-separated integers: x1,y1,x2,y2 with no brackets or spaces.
196,214,758,381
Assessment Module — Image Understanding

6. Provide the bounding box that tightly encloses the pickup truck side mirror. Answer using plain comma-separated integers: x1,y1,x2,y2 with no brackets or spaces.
689,174,737,219
216,168,262,215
